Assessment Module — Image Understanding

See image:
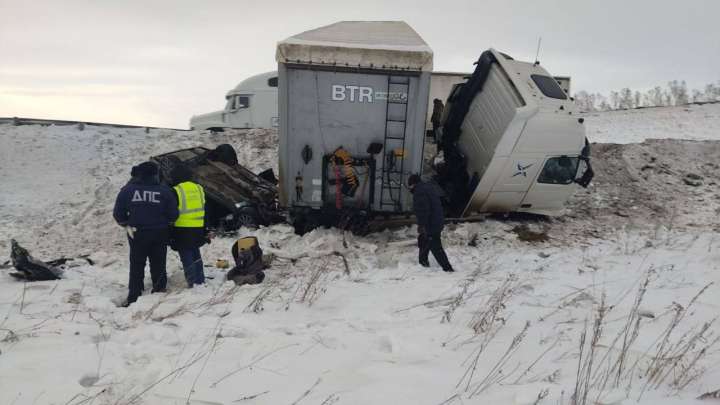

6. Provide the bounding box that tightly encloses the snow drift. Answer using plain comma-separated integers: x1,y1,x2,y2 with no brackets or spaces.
0,104,719,404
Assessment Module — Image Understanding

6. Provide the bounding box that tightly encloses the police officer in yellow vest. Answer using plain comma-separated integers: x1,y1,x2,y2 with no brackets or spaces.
169,164,208,287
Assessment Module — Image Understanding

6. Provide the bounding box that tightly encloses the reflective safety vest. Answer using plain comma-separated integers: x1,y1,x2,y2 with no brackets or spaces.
174,181,205,228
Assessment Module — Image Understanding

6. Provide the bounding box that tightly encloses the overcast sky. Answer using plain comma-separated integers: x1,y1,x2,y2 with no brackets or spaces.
1,0,718,128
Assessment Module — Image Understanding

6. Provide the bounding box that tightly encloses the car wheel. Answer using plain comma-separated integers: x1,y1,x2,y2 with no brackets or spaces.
208,144,238,166
236,208,259,229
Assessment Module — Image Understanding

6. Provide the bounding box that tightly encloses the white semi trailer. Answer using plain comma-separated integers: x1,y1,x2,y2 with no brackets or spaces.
276,21,433,232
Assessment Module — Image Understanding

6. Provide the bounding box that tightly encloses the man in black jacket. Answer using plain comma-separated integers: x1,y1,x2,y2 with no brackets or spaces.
113,161,179,305
408,174,454,272
430,98,444,143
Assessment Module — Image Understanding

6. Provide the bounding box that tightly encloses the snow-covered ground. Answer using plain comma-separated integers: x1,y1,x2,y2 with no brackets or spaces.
582,103,720,144
1,105,719,405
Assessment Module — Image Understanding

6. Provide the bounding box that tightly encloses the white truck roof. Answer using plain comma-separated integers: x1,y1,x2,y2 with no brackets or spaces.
226,71,277,96
276,21,433,71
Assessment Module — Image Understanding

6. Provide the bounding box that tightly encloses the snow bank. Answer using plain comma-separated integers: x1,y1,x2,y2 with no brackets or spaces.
1,105,719,404
582,103,720,144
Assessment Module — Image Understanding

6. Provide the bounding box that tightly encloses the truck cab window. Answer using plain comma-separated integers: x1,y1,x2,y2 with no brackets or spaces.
235,95,250,109
537,156,579,185
531,75,568,100
267,77,278,87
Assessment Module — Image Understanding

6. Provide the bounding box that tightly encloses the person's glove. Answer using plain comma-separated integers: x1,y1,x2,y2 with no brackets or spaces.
417,225,426,235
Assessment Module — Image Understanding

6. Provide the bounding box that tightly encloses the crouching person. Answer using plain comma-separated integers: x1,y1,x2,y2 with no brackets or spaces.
227,237,266,286
169,165,208,288
113,161,179,306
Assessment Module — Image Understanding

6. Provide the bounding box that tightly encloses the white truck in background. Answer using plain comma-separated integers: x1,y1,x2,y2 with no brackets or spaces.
190,70,477,131
189,71,279,130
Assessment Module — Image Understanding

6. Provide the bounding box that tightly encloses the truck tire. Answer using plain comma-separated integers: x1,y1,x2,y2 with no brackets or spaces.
292,209,320,235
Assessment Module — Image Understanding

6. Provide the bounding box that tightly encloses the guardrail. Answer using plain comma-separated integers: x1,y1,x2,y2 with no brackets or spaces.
578,100,720,114
0,116,189,131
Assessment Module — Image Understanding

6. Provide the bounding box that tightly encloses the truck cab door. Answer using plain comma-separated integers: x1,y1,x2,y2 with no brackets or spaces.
473,157,543,213
520,155,580,215
226,95,254,128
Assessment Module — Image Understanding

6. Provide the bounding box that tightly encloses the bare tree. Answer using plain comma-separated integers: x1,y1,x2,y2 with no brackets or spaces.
668,80,689,105
610,91,620,110
573,91,597,112
705,82,720,101
572,78,719,112
691,89,703,103
647,86,665,106
663,89,673,107
619,88,634,109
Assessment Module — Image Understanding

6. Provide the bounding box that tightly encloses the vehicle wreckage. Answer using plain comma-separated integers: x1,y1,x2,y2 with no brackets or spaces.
152,144,283,230
160,22,593,234
8,239,64,281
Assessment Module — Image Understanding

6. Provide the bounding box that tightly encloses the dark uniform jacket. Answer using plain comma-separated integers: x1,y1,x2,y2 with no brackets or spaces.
412,181,445,234
431,102,444,126
113,176,179,230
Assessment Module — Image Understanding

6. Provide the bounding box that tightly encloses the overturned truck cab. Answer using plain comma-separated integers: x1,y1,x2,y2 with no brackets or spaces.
436,49,593,217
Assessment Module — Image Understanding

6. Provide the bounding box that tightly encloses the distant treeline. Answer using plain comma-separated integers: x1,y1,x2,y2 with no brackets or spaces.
573,80,720,112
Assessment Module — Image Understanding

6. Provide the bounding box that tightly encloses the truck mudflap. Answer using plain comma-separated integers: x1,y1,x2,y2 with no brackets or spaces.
435,50,499,216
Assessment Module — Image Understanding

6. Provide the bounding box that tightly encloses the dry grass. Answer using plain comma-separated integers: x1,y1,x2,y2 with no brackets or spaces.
569,282,718,404
442,264,491,323
467,321,531,397
453,273,521,395
698,388,720,400
572,293,608,405
469,274,516,334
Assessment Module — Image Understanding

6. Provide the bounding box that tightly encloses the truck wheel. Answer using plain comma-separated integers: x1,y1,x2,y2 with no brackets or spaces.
350,218,370,236
292,210,320,235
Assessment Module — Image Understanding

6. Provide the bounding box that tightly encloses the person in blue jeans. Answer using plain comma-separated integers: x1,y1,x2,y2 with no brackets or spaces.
169,164,208,287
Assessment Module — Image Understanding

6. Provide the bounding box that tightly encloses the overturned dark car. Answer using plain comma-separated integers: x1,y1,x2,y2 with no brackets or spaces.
151,144,283,230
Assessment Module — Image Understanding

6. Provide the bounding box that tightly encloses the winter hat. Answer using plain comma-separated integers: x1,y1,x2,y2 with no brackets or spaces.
130,165,139,177
136,161,158,177
407,174,421,187
170,164,193,185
